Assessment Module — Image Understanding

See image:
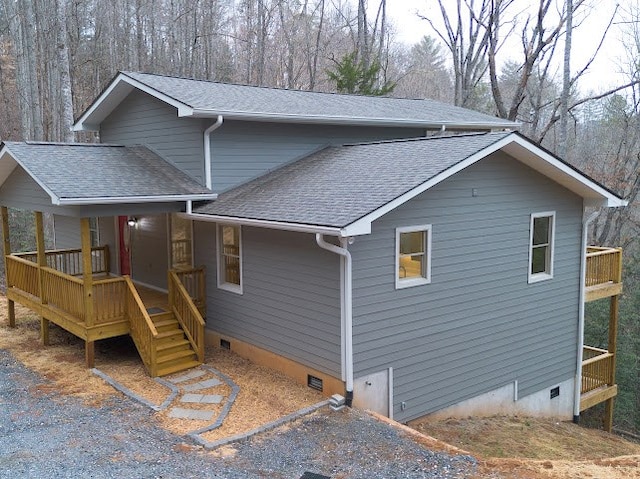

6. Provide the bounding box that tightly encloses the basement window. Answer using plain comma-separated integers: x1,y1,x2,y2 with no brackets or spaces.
395,225,432,289
217,224,242,294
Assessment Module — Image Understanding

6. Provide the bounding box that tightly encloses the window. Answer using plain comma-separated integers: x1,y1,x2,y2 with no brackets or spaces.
89,217,100,247
217,224,242,293
528,212,555,283
170,214,193,270
396,225,431,289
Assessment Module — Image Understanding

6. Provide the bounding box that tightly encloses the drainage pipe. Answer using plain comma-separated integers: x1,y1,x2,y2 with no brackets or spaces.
204,115,223,190
573,210,599,423
316,234,354,406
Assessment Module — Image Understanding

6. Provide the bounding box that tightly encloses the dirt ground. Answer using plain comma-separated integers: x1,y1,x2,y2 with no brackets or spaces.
3,296,640,478
0,297,323,441
414,416,640,478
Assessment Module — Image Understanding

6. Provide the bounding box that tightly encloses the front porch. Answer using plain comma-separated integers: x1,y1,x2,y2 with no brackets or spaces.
2,209,206,377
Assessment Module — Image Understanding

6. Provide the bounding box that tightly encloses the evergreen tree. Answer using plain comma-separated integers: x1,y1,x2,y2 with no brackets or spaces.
326,52,395,96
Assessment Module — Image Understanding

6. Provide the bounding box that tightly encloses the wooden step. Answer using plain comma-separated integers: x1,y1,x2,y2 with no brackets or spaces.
150,311,174,322
156,348,197,364
156,359,202,377
156,338,191,355
153,319,180,333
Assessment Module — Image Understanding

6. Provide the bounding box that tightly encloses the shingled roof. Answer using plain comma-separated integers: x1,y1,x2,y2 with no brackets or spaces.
0,142,216,205
74,71,518,131
191,131,625,236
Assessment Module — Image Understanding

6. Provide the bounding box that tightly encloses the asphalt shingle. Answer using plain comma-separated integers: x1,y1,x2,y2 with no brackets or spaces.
1,142,213,202
194,131,512,227
121,71,515,129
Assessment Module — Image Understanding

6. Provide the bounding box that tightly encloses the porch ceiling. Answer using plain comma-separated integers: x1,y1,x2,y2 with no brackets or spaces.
0,141,216,207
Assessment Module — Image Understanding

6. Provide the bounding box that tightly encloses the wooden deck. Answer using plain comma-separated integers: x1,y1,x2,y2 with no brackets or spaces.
4,242,206,377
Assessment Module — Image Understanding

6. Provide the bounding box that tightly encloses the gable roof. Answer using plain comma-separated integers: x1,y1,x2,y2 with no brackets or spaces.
0,142,216,205
190,131,626,237
73,71,518,131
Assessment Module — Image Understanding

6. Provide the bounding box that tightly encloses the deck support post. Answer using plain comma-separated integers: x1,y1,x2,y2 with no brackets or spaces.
81,218,95,367
35,212,49,345
85,340,95,368
603,294,619,433
1,206,15,327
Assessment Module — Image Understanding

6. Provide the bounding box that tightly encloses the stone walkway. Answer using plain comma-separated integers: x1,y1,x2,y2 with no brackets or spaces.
165,368,225,421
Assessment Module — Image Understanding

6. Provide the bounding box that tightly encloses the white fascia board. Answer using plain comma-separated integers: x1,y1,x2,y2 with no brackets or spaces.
182,212,346,236
189,108,519,130
502,136,627,207
344,133,626,235
73,73,194,131
0,145,61,205
56,193,217,206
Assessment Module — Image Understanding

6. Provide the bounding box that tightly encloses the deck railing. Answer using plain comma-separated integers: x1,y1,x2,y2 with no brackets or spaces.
585,247,622,288
168,270,205,362
173,267,206,316
6,255,39,297
93,277,127,324
41,267,85,321
14,246,110,276
125,276,158,376
582,346,615,394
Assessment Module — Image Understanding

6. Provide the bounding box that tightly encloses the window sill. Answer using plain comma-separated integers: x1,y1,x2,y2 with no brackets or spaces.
395,277,430,289
528,272,553,284
217,282,243,295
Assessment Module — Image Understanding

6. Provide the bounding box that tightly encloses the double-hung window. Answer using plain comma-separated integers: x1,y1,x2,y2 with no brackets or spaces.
396,225,432,289
528,212,555,283
217,224,242,294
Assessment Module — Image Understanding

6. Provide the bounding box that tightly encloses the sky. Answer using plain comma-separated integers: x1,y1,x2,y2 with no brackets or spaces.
384,0,630,95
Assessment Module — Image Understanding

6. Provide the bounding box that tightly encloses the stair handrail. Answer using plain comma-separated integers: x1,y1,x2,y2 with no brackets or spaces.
168,270,205,362
124,276,159,375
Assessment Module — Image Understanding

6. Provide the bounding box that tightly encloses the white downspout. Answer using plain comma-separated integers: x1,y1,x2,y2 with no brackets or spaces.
316,234,354,406
204,115,223,190
573,210,599,422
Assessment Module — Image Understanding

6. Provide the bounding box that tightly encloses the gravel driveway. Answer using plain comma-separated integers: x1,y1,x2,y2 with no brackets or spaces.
0,349,478,478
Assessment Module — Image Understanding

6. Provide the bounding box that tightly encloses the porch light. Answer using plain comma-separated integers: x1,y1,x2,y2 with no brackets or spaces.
127,217,137,227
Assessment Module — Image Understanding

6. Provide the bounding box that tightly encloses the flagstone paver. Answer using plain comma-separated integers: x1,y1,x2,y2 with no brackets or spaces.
168,369,207,384
183,377,222,392
168,408,215,421
181,393,224,404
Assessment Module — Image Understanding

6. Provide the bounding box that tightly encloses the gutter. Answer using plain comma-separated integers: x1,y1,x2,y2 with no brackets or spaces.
573,210,599,422
189,108,519,130
182,212,347,237
315,234,354,407
204,115,223,190
54,193,217,205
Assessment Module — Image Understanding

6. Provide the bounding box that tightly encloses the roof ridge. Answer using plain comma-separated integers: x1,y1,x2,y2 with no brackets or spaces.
342,131,509,148
22,141,125,147
122,70,463,103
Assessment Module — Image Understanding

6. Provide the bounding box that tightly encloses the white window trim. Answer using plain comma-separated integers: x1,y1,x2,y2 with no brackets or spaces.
528,211,555,284
395,224,432,290
216,224,243,294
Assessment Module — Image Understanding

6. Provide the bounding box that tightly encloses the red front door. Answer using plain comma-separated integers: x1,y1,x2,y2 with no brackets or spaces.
118,216,131,276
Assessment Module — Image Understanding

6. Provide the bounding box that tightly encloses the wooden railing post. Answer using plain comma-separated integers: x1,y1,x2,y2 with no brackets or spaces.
35,212,49,345
80,218,95,367
1,206,15,327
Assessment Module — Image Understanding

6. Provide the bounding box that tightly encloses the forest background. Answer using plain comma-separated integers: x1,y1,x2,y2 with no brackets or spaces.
0,0,639,435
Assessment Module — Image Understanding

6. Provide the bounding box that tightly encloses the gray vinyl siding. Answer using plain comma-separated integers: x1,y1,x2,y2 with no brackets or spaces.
210,121,424,192
194,223,342,376
53,215,80,249
130,214,169,290
350,152,583,422
0,168,75,215
100,90,206,184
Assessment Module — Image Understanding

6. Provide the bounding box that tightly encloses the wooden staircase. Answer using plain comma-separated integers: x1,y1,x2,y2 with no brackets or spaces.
150,311,201,376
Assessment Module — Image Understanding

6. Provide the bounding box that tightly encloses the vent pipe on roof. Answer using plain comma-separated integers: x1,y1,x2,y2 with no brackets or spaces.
316,234,354,407
204,115,223,190
573,210,599,423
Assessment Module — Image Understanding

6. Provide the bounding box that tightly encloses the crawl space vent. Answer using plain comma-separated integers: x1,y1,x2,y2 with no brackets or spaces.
307,374,323,391
220,339,231,350
300,473,330,479
550,386,560,399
